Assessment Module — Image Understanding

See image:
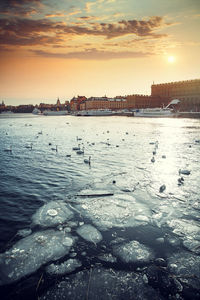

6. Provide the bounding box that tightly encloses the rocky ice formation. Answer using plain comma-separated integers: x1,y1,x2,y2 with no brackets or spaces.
0,229,75,285
31,201,74,228
113,240,154,264
76,224,103,244
46,258,82,275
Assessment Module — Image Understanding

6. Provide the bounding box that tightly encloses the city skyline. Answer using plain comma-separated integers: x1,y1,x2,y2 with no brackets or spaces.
0,0,200,105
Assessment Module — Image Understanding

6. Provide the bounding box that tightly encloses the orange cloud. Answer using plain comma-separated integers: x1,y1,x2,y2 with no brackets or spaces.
31,48,152,60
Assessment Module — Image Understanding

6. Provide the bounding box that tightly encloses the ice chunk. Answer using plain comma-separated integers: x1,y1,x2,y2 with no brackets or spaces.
0,229,75,285
17,228,32,237
168,251,200,290
76,224,102,244
167,218,200,240
46,259,82,275
113,240,154,264
40,267,164,300
75,194,150,231
98,253,117,263
183,238,200,254
32,201,74,228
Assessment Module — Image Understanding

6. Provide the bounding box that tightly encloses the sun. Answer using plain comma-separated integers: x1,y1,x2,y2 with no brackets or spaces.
168,56,175,63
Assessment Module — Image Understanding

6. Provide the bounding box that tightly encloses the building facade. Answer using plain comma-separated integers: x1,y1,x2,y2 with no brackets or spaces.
70,96,87,111
126,94,163,109
151,79,200,111
79,97,127,111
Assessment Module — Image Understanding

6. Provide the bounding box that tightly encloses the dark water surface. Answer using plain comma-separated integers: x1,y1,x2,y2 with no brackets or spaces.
0,114,200,300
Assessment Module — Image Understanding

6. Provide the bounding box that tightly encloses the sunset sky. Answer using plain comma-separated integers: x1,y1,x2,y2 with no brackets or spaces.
0,0,200,105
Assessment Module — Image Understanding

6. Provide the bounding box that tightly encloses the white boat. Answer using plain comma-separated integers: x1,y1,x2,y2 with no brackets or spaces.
1,111,14,114
74,109,114,116
43,110,69,116
32,108,42,115
134,99,180,117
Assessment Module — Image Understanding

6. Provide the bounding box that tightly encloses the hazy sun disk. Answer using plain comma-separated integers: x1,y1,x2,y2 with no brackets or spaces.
168,56,175,63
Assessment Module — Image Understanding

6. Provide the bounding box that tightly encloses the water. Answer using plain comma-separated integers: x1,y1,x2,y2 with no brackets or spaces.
0,114,200,300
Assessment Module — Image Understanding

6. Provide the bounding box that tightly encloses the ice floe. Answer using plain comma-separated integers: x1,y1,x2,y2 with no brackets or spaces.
113,240,154,264
168,251,200,290
0,229,75,285
75,193,151,231
31,201,74,228
40,267,164,300
76,224,102,244
167,218,200,240
46,258,82,275
17,228,32,237
97,253,117,263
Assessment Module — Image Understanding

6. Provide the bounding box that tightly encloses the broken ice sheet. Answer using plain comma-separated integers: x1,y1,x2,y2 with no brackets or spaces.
98,253,117,263
168,251,200,290
31,201,74,228
0,229,75,285
46,258,82,275
40,267,164,300
113,240,155,264
167,218,200,240
76,224,102,244
74,193,151,231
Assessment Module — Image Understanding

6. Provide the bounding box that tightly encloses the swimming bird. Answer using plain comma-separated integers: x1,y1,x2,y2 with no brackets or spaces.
159,184,166,193
72,145,80,151
25,143,33,150
51,145,58,152
179,169,190,175
151,157,155,163
84,156,91,165
76,148,84,155
66,154,71,157
4,146,12,152
178,178,184,185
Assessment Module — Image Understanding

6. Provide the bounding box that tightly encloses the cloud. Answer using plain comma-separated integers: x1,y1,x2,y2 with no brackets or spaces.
0,16,171,49
45,13,66,18
0,0,43,17
30,48,152,60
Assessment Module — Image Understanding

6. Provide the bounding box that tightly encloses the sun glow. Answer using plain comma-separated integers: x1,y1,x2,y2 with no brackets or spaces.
168,56,175,63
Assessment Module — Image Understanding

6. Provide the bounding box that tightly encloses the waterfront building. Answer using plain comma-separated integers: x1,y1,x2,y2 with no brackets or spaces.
151,79,200,111
70,96,87,111
0,101,6,112
79,96,127,111
126,94,162,109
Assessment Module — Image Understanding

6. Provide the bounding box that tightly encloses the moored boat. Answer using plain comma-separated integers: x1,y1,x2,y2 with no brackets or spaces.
134,99,180,117
43,110,69,116
73,109,114,116
32,108,42,115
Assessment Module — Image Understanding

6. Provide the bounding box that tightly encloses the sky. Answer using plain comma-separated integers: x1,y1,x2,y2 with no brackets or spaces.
0,0,200,105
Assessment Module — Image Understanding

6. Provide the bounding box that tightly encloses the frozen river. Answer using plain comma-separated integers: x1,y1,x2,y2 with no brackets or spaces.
0,114,199,299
